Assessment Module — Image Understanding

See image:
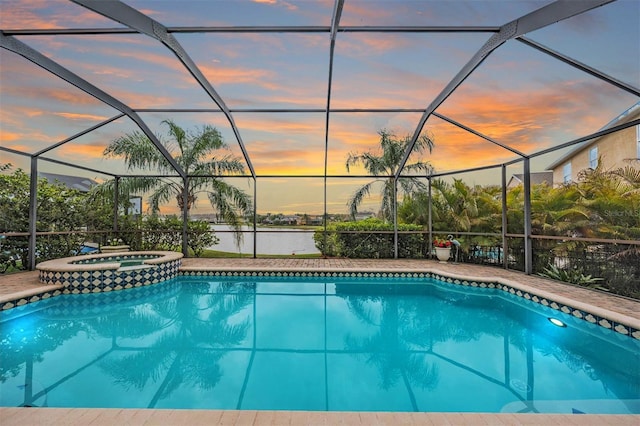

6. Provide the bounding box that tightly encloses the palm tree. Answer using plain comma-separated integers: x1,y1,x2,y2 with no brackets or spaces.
100,120,252,239
345,130,435,221
430,178,478,232
610,159,640,197
575,161,639,239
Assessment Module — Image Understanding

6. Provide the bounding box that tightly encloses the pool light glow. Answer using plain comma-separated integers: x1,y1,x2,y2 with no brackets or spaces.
548,317,567,327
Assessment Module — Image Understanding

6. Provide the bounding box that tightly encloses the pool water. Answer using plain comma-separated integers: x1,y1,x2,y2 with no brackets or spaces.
72,257,147,267
1,276,638,413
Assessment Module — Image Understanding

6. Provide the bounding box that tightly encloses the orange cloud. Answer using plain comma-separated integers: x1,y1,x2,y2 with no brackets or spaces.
56,143,106,160
437,78,617,155
252,0,299,12
1,61,111,107
337,33,413,57
0,131,21,143
200,64,274,87
53,112,110,121
0,0,115,30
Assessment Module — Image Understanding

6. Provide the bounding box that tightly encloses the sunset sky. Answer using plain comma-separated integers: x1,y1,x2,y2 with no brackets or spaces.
1,0,638,215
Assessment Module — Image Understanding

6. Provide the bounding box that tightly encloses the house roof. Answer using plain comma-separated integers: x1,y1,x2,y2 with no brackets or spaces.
547,101,640,171
39,172,98,193
508,171,553,187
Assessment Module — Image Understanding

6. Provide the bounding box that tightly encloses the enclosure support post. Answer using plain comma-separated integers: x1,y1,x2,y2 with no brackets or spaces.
323,174,328,259
113,177,120,234
28,157,38,271
428,178,433,260
182,177,189,257
253,178,257,259
501,165,508,269
393,177,398,259
523,158,533,274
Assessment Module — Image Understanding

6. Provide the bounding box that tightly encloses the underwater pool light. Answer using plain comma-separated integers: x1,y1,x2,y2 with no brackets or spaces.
548,317,567,327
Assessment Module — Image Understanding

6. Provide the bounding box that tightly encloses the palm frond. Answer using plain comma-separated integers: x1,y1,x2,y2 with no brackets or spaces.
347,180,378,219
104,131,173,173
162,119,187,155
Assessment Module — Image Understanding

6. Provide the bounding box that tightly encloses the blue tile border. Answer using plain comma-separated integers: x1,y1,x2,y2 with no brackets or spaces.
38,259,182,293
1,288,64,312
70,254,161,265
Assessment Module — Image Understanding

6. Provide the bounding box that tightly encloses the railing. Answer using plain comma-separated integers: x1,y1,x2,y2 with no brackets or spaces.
2,229,639,299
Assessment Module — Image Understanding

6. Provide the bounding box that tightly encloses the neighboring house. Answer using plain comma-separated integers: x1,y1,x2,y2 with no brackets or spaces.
507,172,553,189
354,211,376,221
298,215,323,226
547,102,640,185
39,172,98,193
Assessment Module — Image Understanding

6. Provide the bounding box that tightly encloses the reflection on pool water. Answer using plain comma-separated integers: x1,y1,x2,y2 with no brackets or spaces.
1,276,638,413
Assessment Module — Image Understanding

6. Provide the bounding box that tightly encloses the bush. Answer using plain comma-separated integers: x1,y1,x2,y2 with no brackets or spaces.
538,264,605,289
131,215,218,256
0,168,95,271
314,218,425,258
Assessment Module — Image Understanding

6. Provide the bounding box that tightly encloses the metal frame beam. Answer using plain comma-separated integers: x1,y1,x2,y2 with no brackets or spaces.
72,0,256,179
39,157,117,178
323,0,345,259
0,146,31,157
0,34,185,179
2,25,500,36
517,37,640,98
432,113,527,158
501,166,508,269
523,159,533,275
28,158,38,270
182,177,189,256
34,114,125,157
394,0,614,180
531,118,640,158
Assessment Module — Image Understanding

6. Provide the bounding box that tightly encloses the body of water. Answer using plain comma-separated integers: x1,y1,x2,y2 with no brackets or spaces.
209,225,320,255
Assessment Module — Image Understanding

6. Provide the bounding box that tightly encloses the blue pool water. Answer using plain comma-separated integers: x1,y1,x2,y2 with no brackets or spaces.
1,276,638,413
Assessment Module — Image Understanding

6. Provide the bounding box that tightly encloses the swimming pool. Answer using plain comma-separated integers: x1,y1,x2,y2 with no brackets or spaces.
1,275,638,413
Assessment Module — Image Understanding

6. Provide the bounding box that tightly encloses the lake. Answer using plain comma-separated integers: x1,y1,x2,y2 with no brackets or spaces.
209,225,320,255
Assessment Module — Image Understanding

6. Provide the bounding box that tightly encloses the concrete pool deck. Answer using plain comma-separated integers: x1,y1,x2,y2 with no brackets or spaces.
1,258,639,425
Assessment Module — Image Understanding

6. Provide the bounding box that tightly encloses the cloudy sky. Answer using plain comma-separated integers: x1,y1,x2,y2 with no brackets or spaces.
1,0,638,215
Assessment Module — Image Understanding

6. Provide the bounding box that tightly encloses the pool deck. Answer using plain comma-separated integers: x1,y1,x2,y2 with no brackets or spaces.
1,258,639,425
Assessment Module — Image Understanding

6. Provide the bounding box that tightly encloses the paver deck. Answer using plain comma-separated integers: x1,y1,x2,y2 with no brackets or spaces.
1,258,639,425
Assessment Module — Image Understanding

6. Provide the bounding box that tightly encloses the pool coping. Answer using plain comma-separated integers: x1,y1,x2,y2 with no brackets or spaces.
35,250,183,272
1,407,638,425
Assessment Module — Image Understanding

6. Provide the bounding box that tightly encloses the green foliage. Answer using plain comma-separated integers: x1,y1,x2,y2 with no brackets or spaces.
397,166,639,298
0,168,31,233
129,215,218,256
0,168,105,269
315,218,424,258
538,265,606,289
0,244,19,273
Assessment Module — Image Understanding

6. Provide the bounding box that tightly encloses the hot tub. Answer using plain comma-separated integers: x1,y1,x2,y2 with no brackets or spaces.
36,251,183,294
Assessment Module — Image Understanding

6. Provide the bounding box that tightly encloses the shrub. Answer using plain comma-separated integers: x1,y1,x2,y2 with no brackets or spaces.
538,264,606,290
134,215,218,256
314,218,424,258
